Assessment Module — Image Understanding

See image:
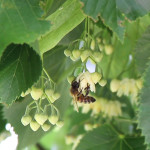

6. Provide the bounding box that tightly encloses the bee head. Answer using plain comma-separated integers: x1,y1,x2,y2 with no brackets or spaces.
71,80,79,89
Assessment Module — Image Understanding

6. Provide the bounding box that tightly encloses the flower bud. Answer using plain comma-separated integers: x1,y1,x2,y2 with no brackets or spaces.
21,115,32,126
49,96,55,103
42,124,51,131
67,76,75,84
64,49,71,57
84,123,93,131
99,79,107,87
136,79,143,89
72,50,81,59
56,121,64,128
70,55,77,61
48,115,59,125
90,40,95,50
21,89,31,97
52,93,60,100
80,50,91,62
30,121,40,131
91,72,102,84
34,113,48,125
45,89,54,97
92,52,103,62
110,79,120,92
65,135,75,145
30,87,43,100
104,45,113,55
99,44,104,51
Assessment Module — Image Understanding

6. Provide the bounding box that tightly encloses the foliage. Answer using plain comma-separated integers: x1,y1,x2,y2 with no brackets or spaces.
0,0,150,150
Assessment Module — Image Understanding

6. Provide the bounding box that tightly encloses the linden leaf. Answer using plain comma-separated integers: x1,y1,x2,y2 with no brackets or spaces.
0,0,50,56
0,44,42,105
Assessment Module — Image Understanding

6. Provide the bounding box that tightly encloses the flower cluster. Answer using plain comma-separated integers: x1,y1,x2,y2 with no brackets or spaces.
96,37,114,55
76,71,106,93
21,87,63,132
110,78,143,103
64,49,103,63
78,97,122,118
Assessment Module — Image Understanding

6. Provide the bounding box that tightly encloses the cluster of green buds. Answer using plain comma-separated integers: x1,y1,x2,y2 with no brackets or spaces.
64,48,103,63
96,37,114,55
21,86,63,132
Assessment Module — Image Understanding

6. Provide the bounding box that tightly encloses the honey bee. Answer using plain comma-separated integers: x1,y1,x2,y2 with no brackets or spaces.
70,80,96,112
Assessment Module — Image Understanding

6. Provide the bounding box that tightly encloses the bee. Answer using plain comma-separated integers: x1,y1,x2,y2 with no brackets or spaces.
70,80,96,112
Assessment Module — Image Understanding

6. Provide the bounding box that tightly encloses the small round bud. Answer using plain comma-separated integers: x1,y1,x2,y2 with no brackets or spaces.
136,79,143,89
52,93,60,100
84,123,93,131
67,76,75,84
45,89,54,97
64,49,71,57
30,121,40,131
65,135,75,145
91,72,102,84
49,96,55,103
90,40,95,50
110,79,120,92
41,124,51,131
92,52,103,62
21,115,32,126
34,113,48,125
99,79,107,87
21,89,31,97
30,87,43,100
56,121,64,128
80,50,91,62
99,44,104,51
104,45,113,55
72,50,81,59
70,55,77,61
48,115,59,125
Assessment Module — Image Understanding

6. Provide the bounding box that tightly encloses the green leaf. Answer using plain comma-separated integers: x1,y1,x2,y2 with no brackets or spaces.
135,26,150,74
76,125,146,150
44,46,81,83
0,0,50,55
138,60,150,148
39,0,85,54
0,44,42,105
80,0,125,42
100,15,150,79
4,96,46,150
0,104,7,133
116,0,150,21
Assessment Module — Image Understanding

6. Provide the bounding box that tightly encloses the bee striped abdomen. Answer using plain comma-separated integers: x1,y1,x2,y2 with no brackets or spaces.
77,94,96,103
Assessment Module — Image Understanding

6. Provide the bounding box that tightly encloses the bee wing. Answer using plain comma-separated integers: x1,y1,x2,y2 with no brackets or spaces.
73,95,79,112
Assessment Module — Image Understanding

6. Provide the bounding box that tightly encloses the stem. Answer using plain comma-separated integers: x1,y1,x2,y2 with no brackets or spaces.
87,17,90,48
51,104,60,117
43,68,55,89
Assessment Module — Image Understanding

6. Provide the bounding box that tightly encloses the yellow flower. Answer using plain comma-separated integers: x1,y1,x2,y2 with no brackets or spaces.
76,71,95,92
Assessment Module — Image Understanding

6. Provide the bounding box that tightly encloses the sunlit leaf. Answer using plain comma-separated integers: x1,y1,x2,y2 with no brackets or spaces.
0,0,50,55
39,0,85,54
80,0,125,42
0,44,42,105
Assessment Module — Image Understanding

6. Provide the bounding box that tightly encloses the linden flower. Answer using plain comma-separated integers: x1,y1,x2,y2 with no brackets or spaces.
76,71,96,92
115,78,142,102
100,99,122,118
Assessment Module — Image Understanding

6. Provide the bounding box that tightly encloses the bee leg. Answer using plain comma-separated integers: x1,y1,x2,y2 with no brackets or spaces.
84,83,90,96
77,89,82,96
